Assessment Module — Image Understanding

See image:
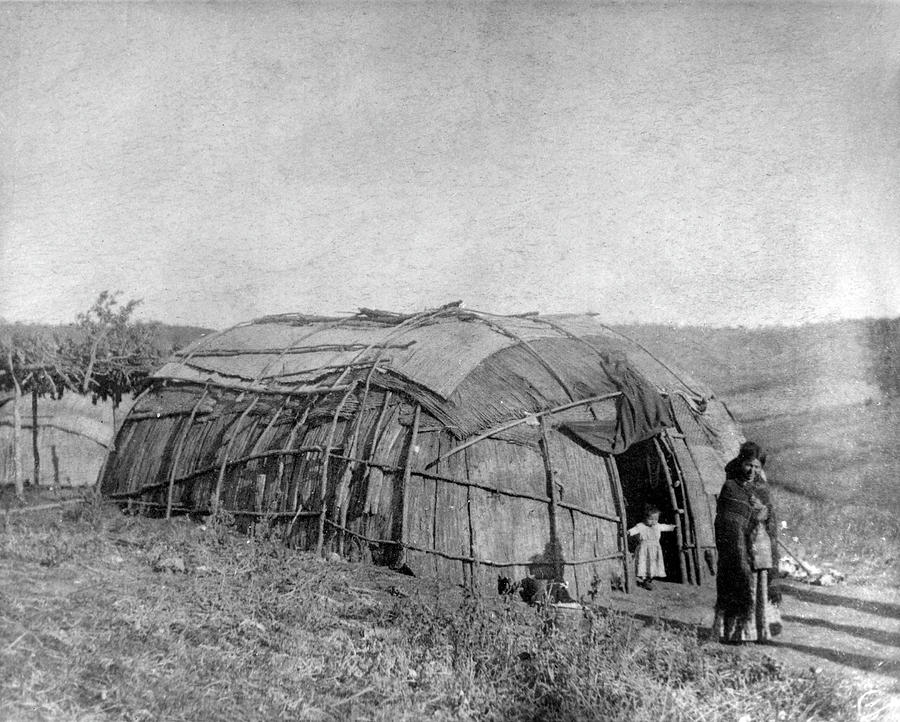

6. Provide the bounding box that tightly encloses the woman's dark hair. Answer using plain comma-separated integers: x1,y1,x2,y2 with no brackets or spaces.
737,441,763,462
724,441,766,479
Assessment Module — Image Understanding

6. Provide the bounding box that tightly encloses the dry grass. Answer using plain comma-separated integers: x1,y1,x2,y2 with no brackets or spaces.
0,500,873,722
775,494,899,587
739,400,900,587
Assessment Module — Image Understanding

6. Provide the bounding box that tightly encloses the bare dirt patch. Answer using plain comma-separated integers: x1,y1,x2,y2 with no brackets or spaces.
605,580,900,696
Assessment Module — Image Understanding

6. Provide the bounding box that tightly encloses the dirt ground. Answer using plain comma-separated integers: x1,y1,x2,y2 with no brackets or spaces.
602,579,900,697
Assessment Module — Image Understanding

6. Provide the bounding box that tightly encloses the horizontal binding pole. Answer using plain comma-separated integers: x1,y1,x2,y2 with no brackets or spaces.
259,361,392,381
124,410,214,422
113,444,621,525
113,498,320,519
426,391,622,469
1,499,85,516
108,446,327,499
128,408,300,427
213,509,319,519
0,420,112,448
126,400,302,424
328,452,621,524
115,499,196,513
324,519,623,567
161,379,354,397
174,341,415,357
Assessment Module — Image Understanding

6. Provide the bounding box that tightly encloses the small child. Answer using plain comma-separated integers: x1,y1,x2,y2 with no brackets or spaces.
627,505,677,590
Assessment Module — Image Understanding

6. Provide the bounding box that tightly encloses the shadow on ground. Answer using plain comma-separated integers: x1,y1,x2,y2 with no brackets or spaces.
781,585,900,620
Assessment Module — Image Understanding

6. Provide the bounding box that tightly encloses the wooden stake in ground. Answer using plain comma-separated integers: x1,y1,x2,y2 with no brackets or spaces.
7,352,23,499
31,387,40,487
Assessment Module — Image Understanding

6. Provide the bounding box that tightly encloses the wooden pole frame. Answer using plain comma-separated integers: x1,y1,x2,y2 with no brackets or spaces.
395,403,421,567
605,456,632,593
538,416,564,582
653,436,690,584
212,395,260,512
471,315,580,401
7,352,23,499
462,448,477,589
324,517,624,568
110,307,701,587
314,381,360,555
240,395,291,514
163,378,353,398
661,431,704,584
31,387,40,487
337,390,392,555
317,298,464,555
282,401,316,517
427,392,621,469
111,440,623,526
174,341,416,358
165,387,210,518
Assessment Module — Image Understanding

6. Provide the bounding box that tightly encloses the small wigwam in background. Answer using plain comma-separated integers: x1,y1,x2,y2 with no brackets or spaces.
627,504,677,590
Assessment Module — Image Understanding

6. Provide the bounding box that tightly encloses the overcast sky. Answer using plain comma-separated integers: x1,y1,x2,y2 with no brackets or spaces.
1,1,898,329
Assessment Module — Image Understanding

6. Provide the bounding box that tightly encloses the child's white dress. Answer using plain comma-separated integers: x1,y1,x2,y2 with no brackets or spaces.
628,522,677,578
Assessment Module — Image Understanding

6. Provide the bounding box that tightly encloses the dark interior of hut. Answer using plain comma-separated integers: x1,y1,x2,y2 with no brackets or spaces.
615,438,683,584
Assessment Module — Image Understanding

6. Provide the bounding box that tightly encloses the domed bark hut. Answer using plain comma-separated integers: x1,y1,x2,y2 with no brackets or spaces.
100,304,743,595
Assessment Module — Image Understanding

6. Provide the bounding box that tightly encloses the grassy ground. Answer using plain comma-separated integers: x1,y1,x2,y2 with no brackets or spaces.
772,494,899,588
738,399,900,588
0,498,874,722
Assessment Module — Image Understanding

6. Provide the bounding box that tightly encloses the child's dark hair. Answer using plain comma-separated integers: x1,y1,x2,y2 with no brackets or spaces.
644,504,661,518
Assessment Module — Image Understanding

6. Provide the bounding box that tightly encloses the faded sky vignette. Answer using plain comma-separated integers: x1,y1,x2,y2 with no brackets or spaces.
1,2,899,330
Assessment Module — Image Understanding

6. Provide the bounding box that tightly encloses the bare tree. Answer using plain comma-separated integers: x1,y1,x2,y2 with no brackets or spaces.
63,291,161,405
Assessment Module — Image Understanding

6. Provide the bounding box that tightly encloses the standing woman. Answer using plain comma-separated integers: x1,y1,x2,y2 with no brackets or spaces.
713,441,781,643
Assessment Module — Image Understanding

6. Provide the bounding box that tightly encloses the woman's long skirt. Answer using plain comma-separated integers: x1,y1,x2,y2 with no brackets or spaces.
713,570,782,643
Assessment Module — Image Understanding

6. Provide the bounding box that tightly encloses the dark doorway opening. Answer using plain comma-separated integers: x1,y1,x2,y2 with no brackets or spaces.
615,438,683,583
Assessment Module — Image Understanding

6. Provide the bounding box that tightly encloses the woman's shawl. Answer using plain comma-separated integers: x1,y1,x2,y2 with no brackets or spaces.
750,480,777,541
716,472,782,607
714,478,755,614
716,478,754,526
